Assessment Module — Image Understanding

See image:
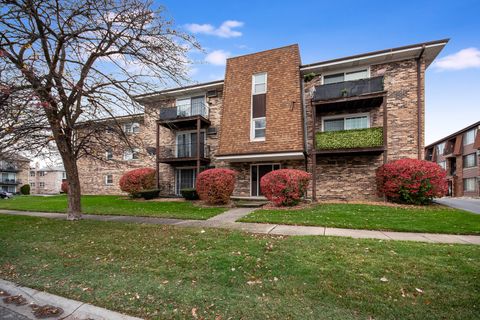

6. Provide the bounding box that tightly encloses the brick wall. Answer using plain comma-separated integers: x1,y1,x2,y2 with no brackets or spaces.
218,45,304,155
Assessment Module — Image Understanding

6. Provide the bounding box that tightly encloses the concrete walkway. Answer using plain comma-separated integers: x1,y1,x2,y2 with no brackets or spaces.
435,197,480,214
0,279,142,320
1,209,479,245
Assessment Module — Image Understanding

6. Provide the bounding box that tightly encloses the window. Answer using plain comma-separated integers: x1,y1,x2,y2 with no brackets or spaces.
30,182,35,187
323,114,369,132
437,160,446,171
124,122,140,134
30,171,35,177
176,96,206,117
323,69,369,84
105,174,113,185
463,178,477,192
251,73,267,141
463,128,477,145
39,182,45,188
436,142,446,155
62,172,66,179
38,171,45,177
123,148,139,160
463,153,477,168
105,148,113,160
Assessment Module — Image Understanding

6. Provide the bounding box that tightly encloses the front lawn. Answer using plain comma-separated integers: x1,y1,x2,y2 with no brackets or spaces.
240,203,480,235
0,195,226,220
0,215,479,319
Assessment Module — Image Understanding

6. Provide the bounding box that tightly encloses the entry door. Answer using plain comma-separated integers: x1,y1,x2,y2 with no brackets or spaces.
251,164,280,196
175,168,196,195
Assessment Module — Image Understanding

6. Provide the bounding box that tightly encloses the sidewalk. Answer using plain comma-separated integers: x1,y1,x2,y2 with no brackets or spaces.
0,279,142,320
1,209,479,245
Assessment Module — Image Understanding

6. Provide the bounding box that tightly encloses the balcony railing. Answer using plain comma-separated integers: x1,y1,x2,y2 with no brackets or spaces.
313,76,384,102
316,127,384,152
160,102,208,121
158,142,210,160
0,164,19,172
0,178,21,185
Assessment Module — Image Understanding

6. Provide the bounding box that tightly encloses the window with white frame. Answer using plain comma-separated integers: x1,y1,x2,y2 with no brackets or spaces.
251,73,267,140
123,148,139,160
463,128,477,145
176,96,206,117
105,174,113,185
436,142,446,155
105,148,113,160
30,182,35,187
124,122,140,134
463,153,477,168
323,113,369,132
62,172,66,179
323,69,369,85
30,171,35,177
39,182,45,188
463,178,477,192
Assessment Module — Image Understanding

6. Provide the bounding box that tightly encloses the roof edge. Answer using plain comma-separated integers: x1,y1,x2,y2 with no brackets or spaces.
425,120,480,148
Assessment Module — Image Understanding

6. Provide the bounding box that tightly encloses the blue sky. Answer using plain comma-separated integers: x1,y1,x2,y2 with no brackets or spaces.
159,0,480,144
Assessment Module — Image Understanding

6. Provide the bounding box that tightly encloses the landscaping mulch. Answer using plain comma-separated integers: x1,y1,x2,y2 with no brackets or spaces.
30,304,64,318
3,294,28,306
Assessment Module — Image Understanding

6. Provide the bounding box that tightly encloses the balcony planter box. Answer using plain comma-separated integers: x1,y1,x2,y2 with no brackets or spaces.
316,127,384,150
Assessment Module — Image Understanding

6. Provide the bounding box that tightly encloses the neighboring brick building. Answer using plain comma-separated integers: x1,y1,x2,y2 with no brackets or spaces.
0,155,30,193
29,165,66,195
78,39,448,200
425,122,479,197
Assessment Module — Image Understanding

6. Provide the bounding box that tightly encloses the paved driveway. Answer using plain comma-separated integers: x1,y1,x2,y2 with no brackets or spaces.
435,198,480,214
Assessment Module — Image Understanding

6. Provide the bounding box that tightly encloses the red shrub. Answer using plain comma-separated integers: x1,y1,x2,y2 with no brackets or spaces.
261,169,311,206
61,181,68,194
376,158,447,205
119,168,156,195
196,168,236,205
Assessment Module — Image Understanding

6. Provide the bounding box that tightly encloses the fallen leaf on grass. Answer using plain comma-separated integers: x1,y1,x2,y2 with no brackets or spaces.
380,277,388,282
415,288,424,293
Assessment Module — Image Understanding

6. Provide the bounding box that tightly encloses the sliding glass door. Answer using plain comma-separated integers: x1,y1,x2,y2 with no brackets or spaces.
251,164,280,196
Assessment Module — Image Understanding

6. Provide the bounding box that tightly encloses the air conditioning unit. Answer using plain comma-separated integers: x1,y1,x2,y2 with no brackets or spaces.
206,90,218,98
207,127,217,135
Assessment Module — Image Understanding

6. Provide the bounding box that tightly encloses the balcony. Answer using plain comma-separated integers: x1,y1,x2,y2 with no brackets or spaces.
0,178,21,185
158,102,210,130
0,164,19,172
158,142,210,165
313,76,384,102
315,127,384,155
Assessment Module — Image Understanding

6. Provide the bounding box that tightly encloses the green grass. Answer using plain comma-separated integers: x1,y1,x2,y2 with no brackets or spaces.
0,195,226,220
240,204,480,235
0,215,478,319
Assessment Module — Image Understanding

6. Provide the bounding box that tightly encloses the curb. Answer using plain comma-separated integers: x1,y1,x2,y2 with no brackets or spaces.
0,279,142,320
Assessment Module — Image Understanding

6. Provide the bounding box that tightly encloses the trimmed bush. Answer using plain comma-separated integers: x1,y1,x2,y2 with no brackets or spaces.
316,127,383,150
20,184,30,195
119,168,156,196
376,158,448,205
135,189,160,200
180,188,199,200
261,169,311,206
196,168,236,205
61,181,68,194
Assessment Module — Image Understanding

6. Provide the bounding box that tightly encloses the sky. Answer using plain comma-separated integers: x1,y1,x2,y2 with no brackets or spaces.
157,0,479,145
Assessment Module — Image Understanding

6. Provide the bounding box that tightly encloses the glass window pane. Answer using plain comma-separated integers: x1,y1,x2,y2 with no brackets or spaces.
345,116,368,130
254,118,266,129
323,73,344,84
254,73,266,85
345,69,368,81
255,128,265,138
254,83,266,94
324,119,344,132
464,129,476,145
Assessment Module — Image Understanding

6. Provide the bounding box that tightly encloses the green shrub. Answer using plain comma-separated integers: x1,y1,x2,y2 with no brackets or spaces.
20,184,30,195
180,188,199,200
316,127,383,150
134,189,160,200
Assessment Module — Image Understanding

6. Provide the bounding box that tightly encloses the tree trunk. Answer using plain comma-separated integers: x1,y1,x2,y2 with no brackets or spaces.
56,140,82,220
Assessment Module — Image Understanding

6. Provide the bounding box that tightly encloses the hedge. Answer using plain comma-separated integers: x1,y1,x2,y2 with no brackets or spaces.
316,127,383,150
134,189,160,200
20,184,30,195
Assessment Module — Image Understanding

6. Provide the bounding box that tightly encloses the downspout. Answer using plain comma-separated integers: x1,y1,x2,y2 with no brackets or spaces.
416,45,425,160
300,77,309,171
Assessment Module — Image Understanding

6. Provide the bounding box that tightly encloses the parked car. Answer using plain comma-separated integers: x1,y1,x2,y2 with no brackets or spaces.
0,191,13,199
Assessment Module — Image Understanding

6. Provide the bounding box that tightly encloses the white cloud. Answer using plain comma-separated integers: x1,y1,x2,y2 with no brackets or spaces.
433,48,480,71
185,20,244,38
205,50,230,66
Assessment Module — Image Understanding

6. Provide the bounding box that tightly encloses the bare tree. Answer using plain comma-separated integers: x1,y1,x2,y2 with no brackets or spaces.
0,0,199,219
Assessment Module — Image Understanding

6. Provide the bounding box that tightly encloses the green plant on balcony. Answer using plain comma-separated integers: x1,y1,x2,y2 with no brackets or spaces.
316,127,383,150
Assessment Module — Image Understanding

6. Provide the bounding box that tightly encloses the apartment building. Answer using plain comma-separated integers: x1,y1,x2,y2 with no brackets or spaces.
0,155,30,193
425,122,479,197
78,39,448,200
29,165,66,194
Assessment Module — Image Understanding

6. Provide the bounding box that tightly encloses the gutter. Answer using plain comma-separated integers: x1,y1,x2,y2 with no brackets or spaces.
416,45,425,159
